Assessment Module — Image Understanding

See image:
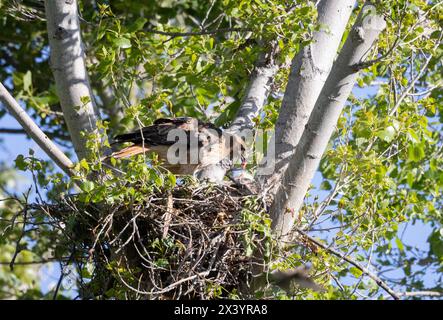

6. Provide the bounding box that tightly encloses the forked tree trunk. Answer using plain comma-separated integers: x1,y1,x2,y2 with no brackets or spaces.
271,3,386,238
265,0,356,193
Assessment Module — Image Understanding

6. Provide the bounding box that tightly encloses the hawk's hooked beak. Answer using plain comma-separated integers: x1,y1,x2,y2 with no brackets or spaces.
241,155,247,169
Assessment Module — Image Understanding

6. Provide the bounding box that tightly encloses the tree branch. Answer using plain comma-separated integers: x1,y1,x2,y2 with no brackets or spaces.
389,33,442,116
0,82,74,176
351,1,407,72
143,27,251,38
271,3,386,238
195,44,279,182
228,42,279,133
351,36,399,71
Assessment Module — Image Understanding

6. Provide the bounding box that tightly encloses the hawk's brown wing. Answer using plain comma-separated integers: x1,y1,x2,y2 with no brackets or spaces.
153,117,198,131
113,117,198,147
110,118,199,172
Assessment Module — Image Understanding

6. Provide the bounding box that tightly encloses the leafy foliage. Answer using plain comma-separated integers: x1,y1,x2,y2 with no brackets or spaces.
0,0,442,299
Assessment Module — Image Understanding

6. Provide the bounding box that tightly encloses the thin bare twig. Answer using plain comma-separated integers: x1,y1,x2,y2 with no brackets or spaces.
389,31,443,116
9,187,31,271
143,27,251,38
293,228,401,300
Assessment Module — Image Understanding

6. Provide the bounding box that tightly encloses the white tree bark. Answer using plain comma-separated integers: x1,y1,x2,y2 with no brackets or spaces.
266,0,356,192
0,83,74,176
228,48,279,133
271,3,386,237
45,0,99,160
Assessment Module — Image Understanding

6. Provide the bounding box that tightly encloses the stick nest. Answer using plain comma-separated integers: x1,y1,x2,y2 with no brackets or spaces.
36,181,273,299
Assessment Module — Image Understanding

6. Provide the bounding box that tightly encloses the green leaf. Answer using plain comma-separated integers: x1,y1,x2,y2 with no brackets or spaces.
407,171,415,187
23,71,32,92
395,237,404,252
430,158,437,171
80,181,95,193
155,258,169,268
127,17,147,33
80,95,91,105
114,37,132,49
406,129,420,144
407,144,425,162
15,154,28,171
320,180,332,190
127,187,135,197
154,174,164,187
349,267,363,278
167,172,176,186
428,230,443,259
299,6,311,16
377,126,396,142
79,159,90,171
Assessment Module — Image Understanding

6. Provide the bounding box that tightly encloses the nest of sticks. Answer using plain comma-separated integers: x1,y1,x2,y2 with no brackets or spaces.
35,181,274,299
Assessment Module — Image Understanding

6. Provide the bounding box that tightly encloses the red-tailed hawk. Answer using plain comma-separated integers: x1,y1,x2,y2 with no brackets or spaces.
110,117,245,176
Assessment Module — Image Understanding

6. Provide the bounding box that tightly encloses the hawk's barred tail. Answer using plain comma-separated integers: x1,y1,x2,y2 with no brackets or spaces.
109,145,149,159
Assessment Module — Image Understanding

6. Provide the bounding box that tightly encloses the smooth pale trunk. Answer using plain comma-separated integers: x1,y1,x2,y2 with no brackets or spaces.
271,4,386,237
45,0,99,160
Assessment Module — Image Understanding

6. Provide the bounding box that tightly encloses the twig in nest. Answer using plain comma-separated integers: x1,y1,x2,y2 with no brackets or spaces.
162,190,174,239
